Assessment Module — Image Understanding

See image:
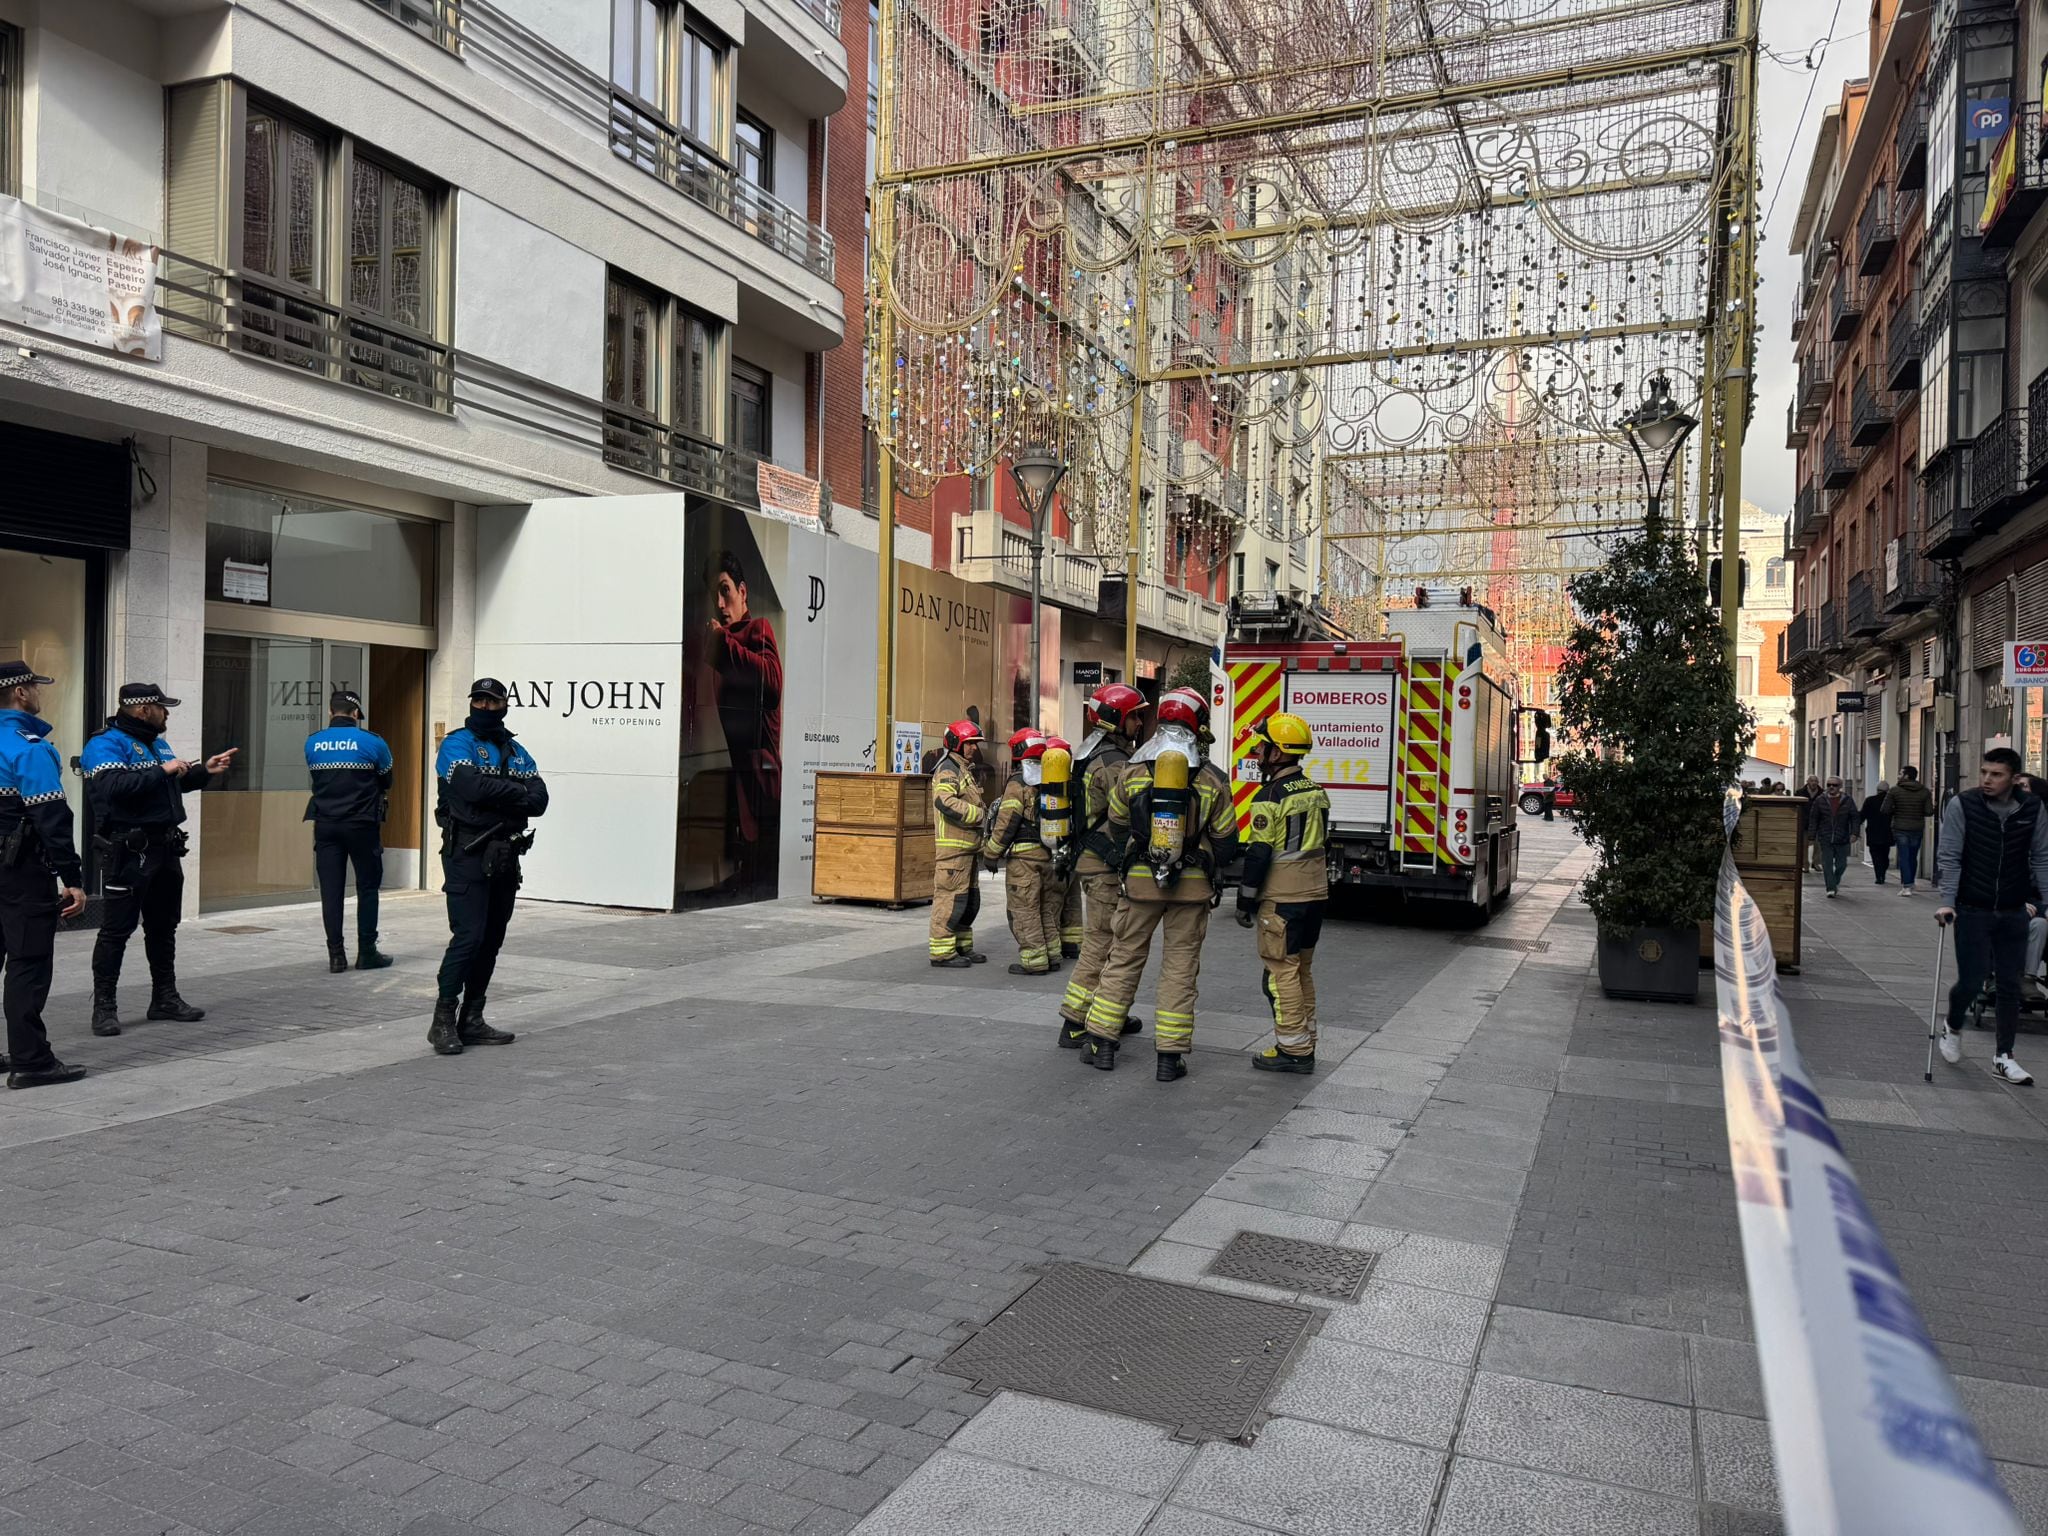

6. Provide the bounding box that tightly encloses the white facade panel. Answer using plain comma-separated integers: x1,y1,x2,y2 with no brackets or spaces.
453,194,606,401
491,0,610,79
28,28,163,237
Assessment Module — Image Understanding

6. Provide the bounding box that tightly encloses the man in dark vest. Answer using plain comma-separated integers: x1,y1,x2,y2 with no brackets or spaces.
1936,746,2048,1084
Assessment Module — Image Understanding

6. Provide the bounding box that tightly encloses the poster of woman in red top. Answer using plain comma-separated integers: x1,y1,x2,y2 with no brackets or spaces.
681,511,784,904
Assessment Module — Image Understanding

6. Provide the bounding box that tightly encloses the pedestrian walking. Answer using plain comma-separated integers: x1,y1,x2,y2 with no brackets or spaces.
1799,774,1824,871
1082,688,1239,1080
0,660,87,1088
927,719,989,968
429,680,547,1056
1934,747,2048,1084
1861,780,1893,886
1057,684,1150,1046
1807,776,1857,898
82,684,236,1036
1883,766,1935,896
304,689,394,974
1236,713,1329,1074
983,730,1064,975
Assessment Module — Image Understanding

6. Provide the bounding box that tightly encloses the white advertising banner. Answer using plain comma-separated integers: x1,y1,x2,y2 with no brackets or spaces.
0,197,161,360
1715,792,2021,1536
2002,643,2048,687
1284,675,1396,828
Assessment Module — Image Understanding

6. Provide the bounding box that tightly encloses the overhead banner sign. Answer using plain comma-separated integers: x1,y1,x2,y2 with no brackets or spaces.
2004,643,2048,687
1714,792,2021,1536
0,196,160,360
756,462,822,523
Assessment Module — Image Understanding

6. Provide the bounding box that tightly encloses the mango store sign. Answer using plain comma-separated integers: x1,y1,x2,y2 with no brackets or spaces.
2006,644,2048,687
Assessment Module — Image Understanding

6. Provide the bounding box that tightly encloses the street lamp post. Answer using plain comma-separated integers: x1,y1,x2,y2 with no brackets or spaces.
1619,374,1698,543
1010,444,1069,732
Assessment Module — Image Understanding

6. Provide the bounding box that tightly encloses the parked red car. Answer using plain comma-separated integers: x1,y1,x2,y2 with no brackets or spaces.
1519,781,1575,816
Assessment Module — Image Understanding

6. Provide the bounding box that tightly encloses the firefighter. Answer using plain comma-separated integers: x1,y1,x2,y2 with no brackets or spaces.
1057,684,1150,1046
1236,712,1329,1073
983,730,1065,975
929,719,990,967
1084,687,1238,1079
1047,736,1084,958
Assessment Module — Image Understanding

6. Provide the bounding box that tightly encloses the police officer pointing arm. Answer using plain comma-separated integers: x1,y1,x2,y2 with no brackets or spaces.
82,684,236,1037
306,689,394,974
0,660,88,1087
429,679,547,1056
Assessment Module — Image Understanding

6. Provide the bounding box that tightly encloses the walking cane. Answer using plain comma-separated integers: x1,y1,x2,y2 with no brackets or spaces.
1926,923,1948,1083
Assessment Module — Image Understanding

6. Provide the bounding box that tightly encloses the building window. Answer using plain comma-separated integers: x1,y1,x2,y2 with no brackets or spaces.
205,480,435,626
1765,557,1786,589
730,359,771,456
736,110,772,193
602,270,737,492
363,0,460,50
611,0,732,157
1737,656,1755,696
0,26,19,198
229,97,449,410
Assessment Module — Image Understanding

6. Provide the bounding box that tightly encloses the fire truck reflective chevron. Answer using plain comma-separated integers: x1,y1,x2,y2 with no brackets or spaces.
1217,598,1521,922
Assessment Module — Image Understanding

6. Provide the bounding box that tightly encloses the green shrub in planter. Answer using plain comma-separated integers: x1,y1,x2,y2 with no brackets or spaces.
1554,532,1753,949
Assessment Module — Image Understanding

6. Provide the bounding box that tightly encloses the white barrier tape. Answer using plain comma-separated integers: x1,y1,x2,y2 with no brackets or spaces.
1715,792,2020,1535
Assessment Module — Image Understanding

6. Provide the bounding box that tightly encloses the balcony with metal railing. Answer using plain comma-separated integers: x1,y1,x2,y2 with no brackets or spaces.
1830,272,1866,343
1846,570,1884,637
1781,611,1814,670
1857,187,1897,277
1886,296,1923,391
2030,366,2048,482
1820,433,1855,491
1897,87,1929,191
1850,373,1894,447
1787,399,1810,449
1884,535,1936,614
363,0,461,49
1982,106,2048,250
1817,600,1839,652
1923,443,1976,558
1791,482,1820,549
1796,349,1832,425
1972,408,2030,525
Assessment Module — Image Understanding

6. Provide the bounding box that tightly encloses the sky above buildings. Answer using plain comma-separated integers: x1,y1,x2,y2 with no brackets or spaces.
1747,0,1872,520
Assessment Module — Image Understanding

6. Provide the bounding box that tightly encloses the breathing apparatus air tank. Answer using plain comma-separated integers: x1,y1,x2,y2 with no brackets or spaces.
1039,745,1073,853
1146,749,1192,883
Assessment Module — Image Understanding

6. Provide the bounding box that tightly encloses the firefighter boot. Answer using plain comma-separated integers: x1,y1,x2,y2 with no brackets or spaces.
930,953,975,969
1058,1018,1087,1049
1252,1047,1315,1075
428,998,464,1056
90,979,122,1037
457,997,516,1046
1084,1036,1117,1071
1062,942,1081,959
146,978,205,1022
328,947,348,974
1155,1052,1188,1083
1122,1016,1144,1037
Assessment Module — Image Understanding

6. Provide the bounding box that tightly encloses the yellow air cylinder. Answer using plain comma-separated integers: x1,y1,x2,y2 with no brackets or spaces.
1147,749,1191,875
1039,746,1073,849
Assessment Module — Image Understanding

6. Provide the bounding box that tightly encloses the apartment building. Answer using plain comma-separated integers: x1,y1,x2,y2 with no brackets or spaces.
0,0,851,912
1736,504,1795,772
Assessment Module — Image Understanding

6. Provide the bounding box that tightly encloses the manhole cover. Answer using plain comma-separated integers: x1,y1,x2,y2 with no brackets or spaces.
209,925,275,935
938,1263,1314,1442
1209,1232,1378,1300
1456,934,1549,953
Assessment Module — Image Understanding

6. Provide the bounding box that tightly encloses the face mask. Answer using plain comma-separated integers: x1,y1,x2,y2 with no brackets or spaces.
468,707,507,738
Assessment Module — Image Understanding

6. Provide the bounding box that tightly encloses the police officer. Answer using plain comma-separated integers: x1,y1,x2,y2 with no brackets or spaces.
983,730,1064,975
1236,713,1329,1074
305,689,394,974
83,684,235,1036
0,660,88,1087
1057,684,1149,1047
430,679,548,1056
1084,688,1238,1078
928,719,990,967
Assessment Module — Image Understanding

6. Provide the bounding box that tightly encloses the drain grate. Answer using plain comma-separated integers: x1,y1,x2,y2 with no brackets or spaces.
1208,1232,1378,1300
208,925,275,936
937,1262,1314,1442
1456,934,1550,953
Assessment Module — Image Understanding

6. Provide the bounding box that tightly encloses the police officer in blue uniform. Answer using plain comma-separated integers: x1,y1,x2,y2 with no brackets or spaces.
0,660,88,1088
430,679,547,1056
81,683,236,1036
304,689,394,974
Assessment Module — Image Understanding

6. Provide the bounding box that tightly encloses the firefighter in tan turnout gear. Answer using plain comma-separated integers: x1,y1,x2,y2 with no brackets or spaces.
929,719,991,967
983,730,1068,975
1058,684,1151,1048
1083,687,1239,1080
1236,712,1330,1074
1047,736,1083,958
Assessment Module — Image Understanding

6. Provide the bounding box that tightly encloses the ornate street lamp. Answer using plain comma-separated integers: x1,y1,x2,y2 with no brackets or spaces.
1619,373,1698,541
1009,444,1068,729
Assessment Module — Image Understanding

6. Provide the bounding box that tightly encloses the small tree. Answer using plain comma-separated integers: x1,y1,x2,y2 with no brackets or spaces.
1554,532,1753,940
1167,650,1212,695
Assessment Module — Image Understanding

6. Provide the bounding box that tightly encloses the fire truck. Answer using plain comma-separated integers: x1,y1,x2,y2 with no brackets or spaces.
1217,590,1523,918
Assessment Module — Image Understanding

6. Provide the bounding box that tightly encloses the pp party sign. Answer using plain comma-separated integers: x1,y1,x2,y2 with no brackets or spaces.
2005,643,2048,687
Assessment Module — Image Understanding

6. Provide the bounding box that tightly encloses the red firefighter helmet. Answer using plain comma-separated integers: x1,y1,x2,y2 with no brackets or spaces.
1086,682,1149,731
944,718,984,751
1011,731,1048,761
1158,687,1208,731
1006,727,1039,754
1045,736,1072,753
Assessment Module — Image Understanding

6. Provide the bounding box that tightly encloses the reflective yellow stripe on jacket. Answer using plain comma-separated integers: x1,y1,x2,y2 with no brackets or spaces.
982,777,1048,862
1108,761,1238,890
932,750,986,853
1244,770,1331,903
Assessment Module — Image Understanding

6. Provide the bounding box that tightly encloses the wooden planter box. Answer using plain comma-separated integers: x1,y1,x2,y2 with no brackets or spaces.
813,772,935,906
1699,795,1805,974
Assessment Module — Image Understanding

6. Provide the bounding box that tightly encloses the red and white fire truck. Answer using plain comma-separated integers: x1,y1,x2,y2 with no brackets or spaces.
1217,590,1523,918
